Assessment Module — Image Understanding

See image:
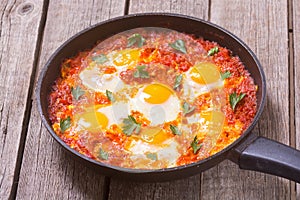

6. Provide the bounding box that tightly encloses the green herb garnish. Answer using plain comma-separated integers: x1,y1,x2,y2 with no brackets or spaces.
220,71,231,80
127,33,145,47
133,65,150,79
122,115,141,136
146,152,158,161
207,47,219,56
170,124,181,135
169,39,187,54
92,54,108,64
60,116,71,133
191,136,202,154
71,86,85,100
174,74,183,90
182,102,195,115
99,148,109,160
106,90,115,102
229,92,246,111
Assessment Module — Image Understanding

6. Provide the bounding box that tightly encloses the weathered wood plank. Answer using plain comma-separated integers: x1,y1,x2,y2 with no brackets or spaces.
0,1,44,199
128,0,209,15
16,1,126,199
292,0,300,198
201,1,290,199
108,1,209,200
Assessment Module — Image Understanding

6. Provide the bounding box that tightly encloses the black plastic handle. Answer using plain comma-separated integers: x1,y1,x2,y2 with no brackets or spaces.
233,136,300,183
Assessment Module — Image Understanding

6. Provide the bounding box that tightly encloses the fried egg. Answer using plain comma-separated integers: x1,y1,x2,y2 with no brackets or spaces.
127,135,180,168
129,83,181,126
75,103,128,132
183,62,224,100
80,48,142,93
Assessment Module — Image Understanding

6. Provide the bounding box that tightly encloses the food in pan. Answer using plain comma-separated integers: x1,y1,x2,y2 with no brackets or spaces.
48,27,257,169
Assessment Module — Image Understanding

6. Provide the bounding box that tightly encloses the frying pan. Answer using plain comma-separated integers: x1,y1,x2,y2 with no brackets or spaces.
36,13,300,182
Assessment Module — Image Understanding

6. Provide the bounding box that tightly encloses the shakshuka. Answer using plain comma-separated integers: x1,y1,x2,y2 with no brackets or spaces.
48,27,257,169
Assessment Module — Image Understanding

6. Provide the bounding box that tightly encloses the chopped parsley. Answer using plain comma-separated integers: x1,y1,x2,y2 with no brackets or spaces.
60,116,71,133
146,152,158,161
173,74,183,90
182,102,195,115
191,136,203,154
229,92,246,111
127,33,145,47
220,71,231,80
105,90,115,102
99,148,109,160
169,39,187,54
92,54,108,64
207,47,219,56
133,65,150,79
170,124,181,135
71,86,85,100
122,115,141,136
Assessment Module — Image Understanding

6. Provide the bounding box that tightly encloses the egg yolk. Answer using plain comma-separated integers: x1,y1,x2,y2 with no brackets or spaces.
140,127,172,145
113,49,140,68
190,62,220,84
77,111,108,132
143,83,174,104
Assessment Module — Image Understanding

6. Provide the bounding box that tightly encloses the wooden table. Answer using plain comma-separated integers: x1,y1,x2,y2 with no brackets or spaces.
1,0,299,199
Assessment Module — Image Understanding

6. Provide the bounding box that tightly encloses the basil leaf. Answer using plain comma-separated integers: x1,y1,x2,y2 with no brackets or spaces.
99,148,109,160
182,102,195,115
146,152,158,161
207,47,219,56
220,71,231,80
122,115,141,136
60,116,71,133
191,136,202,154
229,92,246,111
133,65,150,79
169,39,187,54
92,54,108,64
106,90,115,102
174,74,183,90
170,124,181,135
127,34,145,47
71,86,85,100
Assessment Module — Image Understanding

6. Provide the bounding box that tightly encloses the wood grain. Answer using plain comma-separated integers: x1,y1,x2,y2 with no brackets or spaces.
16,1,125,199
201,1,291,199
108,0,209,200
0,1,44,199
292,0,300,198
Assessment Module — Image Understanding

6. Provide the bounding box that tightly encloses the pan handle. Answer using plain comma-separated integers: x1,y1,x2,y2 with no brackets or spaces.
231,136,300,183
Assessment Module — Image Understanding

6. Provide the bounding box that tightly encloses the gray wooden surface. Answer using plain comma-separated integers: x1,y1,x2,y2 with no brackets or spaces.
0,0,298,199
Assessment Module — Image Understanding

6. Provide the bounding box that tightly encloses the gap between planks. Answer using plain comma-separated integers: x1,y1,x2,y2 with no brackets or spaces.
288,0,296,199
124,0,130,15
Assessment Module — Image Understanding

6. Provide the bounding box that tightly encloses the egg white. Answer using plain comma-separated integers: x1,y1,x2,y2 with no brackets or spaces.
79,66,125,93
128,137,180,167
96,102,129,127
128,85,181,126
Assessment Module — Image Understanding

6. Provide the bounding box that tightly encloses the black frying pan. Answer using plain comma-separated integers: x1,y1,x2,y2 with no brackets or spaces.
36,13,300,182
